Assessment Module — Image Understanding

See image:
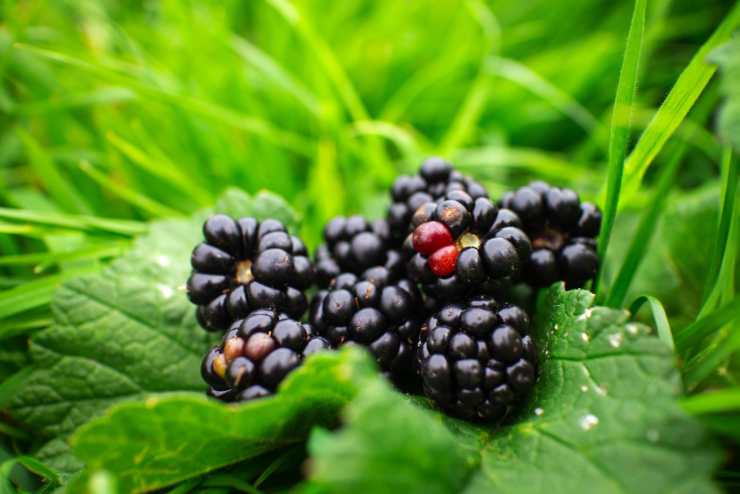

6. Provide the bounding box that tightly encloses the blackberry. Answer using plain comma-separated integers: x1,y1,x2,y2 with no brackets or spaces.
201,309,332,402
500,182,601,288
417,296,537,421
406,193,531,300
309,270,423,383
314,216,403,287
187,215,314,332
387,157,488,245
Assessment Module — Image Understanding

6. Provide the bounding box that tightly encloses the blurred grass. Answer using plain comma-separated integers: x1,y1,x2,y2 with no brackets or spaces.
1,0,740,482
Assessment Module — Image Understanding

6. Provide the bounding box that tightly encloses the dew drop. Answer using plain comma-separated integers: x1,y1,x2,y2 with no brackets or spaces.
553,324,559,331
580,384,588,392
594,385,608,396
580,332,590,343
579,413,599,431
157,284,174,299
608,332,624,348
577,308,594,322
534,407,544,416
625,323,640,336
156,255,171,267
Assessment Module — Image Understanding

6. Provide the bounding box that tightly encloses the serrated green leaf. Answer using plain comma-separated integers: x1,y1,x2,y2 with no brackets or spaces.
308,380,475,494
68,349,376,493
7,189,298,478
307,286,720,494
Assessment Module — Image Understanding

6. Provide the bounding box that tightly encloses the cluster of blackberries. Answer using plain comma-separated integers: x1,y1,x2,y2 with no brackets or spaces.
187,158,601,423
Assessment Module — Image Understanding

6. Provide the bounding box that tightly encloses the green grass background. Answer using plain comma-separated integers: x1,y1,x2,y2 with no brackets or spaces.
1,0,740,490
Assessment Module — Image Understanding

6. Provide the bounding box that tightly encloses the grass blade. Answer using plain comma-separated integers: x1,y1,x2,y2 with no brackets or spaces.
106,132,212,207
484,56,599,132
629,295,674,351
0,267,99,320
231,35,320,117
675,296,740,350
0,208,147,236
17,129,92,215
620,3,740,197
682,388,740,415
78,161,182,218
595,0,647,294
699,147,737,316
605,146,681,308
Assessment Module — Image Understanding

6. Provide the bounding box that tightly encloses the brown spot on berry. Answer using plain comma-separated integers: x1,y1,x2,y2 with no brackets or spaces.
244,332,276,362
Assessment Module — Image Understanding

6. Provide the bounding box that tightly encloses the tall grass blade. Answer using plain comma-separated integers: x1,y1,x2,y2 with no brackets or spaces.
17,130,92,215
699,147,737,317
629,295,674,351
484,56,599,132
620,3,740,197
605,147,681,308
682,388,740,415
78,161,182,218
595,0,647,294
675,296,740,350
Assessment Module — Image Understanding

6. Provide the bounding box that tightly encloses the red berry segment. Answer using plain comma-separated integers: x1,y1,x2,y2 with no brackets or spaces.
412,221,454,256
429,245,459,277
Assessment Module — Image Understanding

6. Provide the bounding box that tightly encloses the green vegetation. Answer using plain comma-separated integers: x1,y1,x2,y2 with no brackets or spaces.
1,0,739,492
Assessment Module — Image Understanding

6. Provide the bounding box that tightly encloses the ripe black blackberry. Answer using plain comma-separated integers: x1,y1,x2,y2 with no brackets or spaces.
500,182,601,288
387,157,488,245
187,215,314,332
309,269,423,384
417,296,537,421
406,193,532,300
314,216,403,287
202,309,332,402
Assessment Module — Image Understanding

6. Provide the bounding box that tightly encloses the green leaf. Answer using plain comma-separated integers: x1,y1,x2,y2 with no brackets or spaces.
307,286,721,494
68,349,376,493
308,380,474,494
7,189,298,475
710,38,740,151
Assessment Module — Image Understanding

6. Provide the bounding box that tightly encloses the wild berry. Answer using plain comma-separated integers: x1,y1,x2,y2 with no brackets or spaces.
186,215,314,332
387,157,488,245
310,271,423,384
406,194,531,300
202,309,332,402
417,296,538,421
500,182,601,288
314,216,403,287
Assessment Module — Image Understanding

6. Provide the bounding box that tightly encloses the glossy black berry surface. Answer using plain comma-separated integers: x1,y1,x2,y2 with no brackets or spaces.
406,193,532,300
202,309,332,402
387,157,488,245
417,296,538,421
314,216,403,287
310,271,423,384
186,215,314,331
500,182,601,288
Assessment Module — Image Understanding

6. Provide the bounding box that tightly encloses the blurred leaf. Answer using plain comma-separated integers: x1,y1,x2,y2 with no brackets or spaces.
306,285,720,494
710,38,740,151
68,349,375,493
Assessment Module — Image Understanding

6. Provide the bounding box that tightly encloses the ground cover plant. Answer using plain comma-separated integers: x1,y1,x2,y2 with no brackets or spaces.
1,0,740,492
